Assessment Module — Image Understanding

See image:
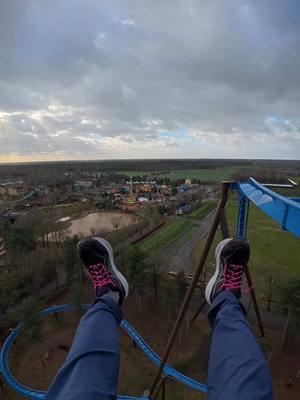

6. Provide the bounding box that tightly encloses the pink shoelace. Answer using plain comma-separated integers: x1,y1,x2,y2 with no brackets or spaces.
220,264,244,291
88,263,116,291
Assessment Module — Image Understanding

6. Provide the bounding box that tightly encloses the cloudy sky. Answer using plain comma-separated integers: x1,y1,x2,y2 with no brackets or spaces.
0,0,300,162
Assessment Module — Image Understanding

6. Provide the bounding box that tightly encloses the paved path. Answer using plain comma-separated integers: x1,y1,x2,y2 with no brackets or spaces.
159,210,216,273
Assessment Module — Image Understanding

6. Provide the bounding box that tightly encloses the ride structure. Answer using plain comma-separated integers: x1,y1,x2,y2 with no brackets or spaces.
1,178,299,399
235,178,300,239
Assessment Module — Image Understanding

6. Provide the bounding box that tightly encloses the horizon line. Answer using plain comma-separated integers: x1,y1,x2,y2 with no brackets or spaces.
0,156,300,166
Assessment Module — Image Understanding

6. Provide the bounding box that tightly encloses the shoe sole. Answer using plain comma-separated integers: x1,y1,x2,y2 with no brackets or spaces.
205,238,232,305
77,237,129,300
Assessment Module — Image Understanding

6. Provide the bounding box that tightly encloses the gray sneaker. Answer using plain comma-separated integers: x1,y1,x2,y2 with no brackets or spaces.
205,238,250,305
77,237,129,305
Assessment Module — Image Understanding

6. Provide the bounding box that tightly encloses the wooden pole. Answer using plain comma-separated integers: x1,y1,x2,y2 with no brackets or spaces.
149,182,230,399
245,265,265,337
161,377,167,400
219,208,230,239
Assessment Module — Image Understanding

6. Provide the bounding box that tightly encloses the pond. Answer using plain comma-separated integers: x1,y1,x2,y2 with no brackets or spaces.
64,211,140,238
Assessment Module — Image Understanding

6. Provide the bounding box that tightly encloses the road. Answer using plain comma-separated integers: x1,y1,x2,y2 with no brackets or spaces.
159,209,216,273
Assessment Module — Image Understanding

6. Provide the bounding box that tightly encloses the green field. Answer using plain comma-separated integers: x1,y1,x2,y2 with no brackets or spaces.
187,201,217,220
292,176,300,184
118,167,241,183
139,219,193,256
272,176,300,198
192,198,300,308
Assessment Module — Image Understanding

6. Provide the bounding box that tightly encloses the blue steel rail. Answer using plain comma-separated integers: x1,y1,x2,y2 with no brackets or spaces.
234,178,300,239
0,304,208,399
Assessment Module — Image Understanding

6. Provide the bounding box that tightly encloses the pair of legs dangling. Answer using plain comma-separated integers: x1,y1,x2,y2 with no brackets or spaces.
45,237,274,400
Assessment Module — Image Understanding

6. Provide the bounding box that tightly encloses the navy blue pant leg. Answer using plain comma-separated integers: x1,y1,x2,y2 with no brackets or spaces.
45,294,122,400
207,291,273,400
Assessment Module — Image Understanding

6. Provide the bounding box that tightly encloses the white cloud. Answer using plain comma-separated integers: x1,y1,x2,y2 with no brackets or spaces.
120,19,135,26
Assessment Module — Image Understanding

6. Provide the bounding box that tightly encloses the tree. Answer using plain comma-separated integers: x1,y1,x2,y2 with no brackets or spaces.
163,281,178,321
70,281,89,310
3,246,60,302
151,263,161,305
119,246,146,290
261,264,284,311
176,271,188,304
31,208,63,248
29,248,58,294
64,236,82,283
150,207,162,226
146,256,164,305
0,269,21,310
4,224,37,254
280,278,300,350
0,259,42,307
118,245,146,313
9,296,42,342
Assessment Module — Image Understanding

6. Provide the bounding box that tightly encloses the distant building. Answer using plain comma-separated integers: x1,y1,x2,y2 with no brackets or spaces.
176,204,191,215
0,181,24,197
74,180,94,190
138,196,148,203
120,186,130,194
159,184,172,195
177,184,190,193
125,180,157,194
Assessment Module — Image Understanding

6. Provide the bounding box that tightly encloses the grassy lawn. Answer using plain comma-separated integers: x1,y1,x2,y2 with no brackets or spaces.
273,178,300,198
118,167,242,183
139,219,193,256
187,201,217,220
117,170,161,176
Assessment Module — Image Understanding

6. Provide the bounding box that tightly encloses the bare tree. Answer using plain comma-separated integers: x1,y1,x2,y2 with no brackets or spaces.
261,264,285,311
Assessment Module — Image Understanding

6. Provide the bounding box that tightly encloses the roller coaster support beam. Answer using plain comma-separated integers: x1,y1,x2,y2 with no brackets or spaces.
149,182,231,399
160,377,167,400
219,207,230,239
245,264,265,337
236,193,249,239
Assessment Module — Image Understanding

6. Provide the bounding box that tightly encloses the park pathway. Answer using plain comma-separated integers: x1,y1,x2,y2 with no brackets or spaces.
159,209,216,273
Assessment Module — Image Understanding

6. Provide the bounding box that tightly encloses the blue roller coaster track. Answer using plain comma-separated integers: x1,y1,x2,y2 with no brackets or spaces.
234,178,300,239
1,178,299,399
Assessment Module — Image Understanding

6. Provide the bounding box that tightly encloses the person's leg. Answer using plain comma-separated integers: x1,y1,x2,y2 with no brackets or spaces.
46,237,129,400
205,238,273,400
207,291,273,400
45,294,122,400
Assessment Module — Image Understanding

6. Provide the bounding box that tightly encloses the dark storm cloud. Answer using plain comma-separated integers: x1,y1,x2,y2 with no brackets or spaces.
0,0,300,159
